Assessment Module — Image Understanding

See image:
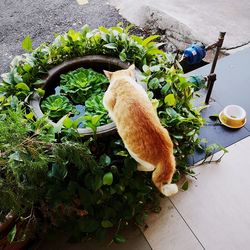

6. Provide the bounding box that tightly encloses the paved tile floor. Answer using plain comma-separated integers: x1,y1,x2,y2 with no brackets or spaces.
144,136,250,250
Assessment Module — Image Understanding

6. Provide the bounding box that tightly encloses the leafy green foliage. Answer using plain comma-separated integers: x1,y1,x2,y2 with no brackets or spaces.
181,180,189,191
41,95,77,120
83,114,103,134
60,68,109,103
7,225,17,243
103,172,113,185
0,103,55,219
114,234,126,244
22,35,33,52
84,93,111,126
0,24,212,242
41,67,111,129
42,136,160,241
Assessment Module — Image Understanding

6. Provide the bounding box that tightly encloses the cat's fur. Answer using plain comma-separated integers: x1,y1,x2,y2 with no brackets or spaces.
103,65,178,196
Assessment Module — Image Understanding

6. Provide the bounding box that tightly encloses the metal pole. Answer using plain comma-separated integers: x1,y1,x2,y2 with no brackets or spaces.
205,73,217,104
205,32,226,104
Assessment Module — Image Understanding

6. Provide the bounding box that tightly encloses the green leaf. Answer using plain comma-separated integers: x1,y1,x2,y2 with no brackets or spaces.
147,48,166,56
92,114,103,125
205,143,228,156
151,99,159,109
54,115,69,133
8,151,21,161
41,95,76,119
142,64,150,74
63,116,74,128
119,51,127,62
111,26,123,33
67,29,80,41
99,154,111,167
142,35,159,46
101,220,113,228
79,217,99,233
16,82,30,91
48,163,68,180
103,43,117,49
114,234,126,244
23,63,32,72
93,175,103,191
115,150,128,157
181,180,189,191
81,24,91,35
35,88,45,97
25,112,34,120
7,225,17,243
187,129,196,136
131,35,144,45
161,83,171,95
172,134,183,140
103,172,113,185
99,26,110,34
22,35,33,52
33,79,46,86
148,78,160,89
13,71,23,83
150,65,161,72
164,94,176,106
124,23,134,33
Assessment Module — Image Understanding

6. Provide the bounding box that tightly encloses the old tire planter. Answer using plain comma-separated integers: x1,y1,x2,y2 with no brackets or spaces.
30,55,142,137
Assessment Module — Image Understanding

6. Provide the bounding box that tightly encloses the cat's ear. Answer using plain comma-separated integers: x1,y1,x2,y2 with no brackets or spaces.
103,70,113,80
128,64,135,77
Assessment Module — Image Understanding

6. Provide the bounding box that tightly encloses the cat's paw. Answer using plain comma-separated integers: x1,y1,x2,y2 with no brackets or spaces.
161,184,178,196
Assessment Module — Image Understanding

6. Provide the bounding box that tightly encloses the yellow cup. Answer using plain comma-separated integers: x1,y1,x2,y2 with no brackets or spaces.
219,105,246,129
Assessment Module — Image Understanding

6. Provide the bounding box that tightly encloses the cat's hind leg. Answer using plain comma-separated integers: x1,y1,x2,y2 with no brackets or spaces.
127,148,155,172
152,157,178,196
137,162,155,172
161,184,178,196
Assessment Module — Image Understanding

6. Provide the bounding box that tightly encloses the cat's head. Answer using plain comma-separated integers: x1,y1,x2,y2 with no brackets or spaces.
104,64,135,81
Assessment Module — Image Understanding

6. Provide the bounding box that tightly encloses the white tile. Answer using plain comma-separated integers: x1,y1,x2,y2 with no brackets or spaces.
170,136,250,250
143,198,203,250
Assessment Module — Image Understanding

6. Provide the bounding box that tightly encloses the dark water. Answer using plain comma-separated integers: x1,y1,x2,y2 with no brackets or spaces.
70,104,85,128
55,86,61,95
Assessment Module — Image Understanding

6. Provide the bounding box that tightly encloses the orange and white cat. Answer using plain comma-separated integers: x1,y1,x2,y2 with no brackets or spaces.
103,65,178,196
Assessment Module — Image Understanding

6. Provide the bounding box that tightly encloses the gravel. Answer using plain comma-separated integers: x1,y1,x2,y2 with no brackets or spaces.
0,0,138,74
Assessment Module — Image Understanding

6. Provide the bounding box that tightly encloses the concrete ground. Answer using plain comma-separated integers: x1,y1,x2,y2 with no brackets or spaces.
145,136,250,250
0,0,132,74
108,0,250,53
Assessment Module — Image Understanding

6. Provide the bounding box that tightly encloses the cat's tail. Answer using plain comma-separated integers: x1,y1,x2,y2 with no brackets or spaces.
152,156,178,196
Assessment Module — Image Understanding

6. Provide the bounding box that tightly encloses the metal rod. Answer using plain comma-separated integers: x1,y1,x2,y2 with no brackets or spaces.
205,73,217,104
205,32,226,104
209,32,226,74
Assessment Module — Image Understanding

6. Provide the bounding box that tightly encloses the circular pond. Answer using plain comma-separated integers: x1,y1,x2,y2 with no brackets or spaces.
30,55,143,136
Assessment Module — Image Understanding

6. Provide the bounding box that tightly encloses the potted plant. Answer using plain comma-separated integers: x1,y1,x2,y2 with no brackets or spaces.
0,24,210,244
29,55,143,137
